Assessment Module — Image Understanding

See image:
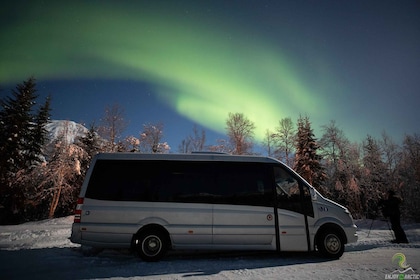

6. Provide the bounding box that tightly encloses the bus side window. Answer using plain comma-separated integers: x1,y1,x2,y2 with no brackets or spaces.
274,166,313,217
213,163,274,207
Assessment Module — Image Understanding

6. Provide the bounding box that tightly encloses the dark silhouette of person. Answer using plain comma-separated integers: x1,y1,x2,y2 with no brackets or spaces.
382,190,409,243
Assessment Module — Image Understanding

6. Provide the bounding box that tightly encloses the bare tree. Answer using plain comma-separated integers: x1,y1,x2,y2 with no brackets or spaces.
17,121,87,219
360,135,387,218
319,120,350,187
319,121,347,164
207,139,233,154
272,117,296,166
262,129,276,157
46,121,87,218
139,122,170,153
178,125,206,153
319,120,363,217
225,112,255,155
380,131,401,186
99,103,127,152
398,134,420,221
125,136,140,152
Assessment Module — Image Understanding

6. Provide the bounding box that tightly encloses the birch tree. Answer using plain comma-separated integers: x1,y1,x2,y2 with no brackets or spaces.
139,122,170,153
99,103,127,152
360,135,387,218
42,121,87,218
179,125,206,153
225,112,255,155
272,117,296,166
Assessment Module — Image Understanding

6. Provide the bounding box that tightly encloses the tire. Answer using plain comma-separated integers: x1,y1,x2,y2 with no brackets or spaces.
317,230,344,259
134,229,169,262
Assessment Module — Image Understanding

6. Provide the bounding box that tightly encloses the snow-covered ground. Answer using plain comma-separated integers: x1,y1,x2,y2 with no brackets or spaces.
0,217,419,280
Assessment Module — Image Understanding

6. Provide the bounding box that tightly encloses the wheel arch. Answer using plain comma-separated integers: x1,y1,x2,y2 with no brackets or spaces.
315,222,347,247
131,223,172,250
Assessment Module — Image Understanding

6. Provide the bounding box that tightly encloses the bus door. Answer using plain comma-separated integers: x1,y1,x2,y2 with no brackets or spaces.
212,163,276,247
274,166,314,251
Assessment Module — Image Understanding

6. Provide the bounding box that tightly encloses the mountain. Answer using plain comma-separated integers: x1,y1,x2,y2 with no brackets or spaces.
45,120,89,144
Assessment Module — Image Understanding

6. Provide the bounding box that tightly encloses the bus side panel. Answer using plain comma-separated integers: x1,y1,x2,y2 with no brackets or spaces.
78,200,212,247
213,204,276,248
277,209,308,251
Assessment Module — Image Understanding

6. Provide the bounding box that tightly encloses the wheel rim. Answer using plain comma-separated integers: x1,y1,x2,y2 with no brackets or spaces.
142,235,162,257
324,233,341,254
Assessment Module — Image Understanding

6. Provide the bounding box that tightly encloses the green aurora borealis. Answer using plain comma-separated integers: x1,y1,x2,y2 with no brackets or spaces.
0,2,327,141
2,1,419,143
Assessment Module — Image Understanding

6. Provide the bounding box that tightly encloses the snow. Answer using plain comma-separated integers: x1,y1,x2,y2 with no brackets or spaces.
45,120,88,144
0,217,419,279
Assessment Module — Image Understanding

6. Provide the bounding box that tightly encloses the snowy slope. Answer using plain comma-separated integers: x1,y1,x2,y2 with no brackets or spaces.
45,120,89,144
0,217,419,279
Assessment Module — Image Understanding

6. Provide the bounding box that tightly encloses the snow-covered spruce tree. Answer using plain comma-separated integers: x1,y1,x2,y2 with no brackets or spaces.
14,121,88,220
76,123,104,191
0,77,51,223
30,95,51,164
0,78,37,181
76,123,103,161
293,115,327,195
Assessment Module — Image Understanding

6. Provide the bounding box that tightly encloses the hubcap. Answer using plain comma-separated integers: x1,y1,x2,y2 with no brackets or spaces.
324,234,340,254
142,235,162,257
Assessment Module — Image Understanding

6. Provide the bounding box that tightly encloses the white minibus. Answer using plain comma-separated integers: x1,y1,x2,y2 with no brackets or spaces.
70,153,357,261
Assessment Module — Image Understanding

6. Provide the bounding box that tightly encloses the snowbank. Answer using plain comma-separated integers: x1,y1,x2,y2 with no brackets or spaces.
0,217,419,279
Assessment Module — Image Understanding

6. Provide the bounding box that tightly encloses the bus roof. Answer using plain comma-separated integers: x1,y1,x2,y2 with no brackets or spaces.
94,152,281,164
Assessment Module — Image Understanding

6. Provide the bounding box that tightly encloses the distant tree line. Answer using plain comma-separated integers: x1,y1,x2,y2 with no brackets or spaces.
1,77,419,224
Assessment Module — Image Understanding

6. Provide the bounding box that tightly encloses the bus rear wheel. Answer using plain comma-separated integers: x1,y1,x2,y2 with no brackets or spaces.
317,230,344,259
134,229,169,262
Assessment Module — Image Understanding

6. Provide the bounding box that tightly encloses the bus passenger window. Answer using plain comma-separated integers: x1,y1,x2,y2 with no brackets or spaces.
274,167,314,217
274,166,310,215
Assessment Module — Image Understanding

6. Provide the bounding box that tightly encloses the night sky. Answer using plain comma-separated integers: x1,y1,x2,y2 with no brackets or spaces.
1,0,419,149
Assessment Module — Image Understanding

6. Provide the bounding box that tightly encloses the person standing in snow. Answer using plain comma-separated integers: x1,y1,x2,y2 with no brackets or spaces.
382,190,409,243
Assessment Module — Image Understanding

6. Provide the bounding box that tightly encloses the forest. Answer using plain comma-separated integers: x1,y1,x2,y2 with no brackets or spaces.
1,78,419,224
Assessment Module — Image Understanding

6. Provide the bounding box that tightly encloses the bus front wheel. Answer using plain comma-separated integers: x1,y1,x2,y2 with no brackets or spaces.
316,230,344,259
